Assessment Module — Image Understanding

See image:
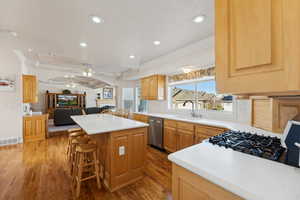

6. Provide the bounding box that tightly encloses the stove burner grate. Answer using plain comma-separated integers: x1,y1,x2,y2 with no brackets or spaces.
209,131,286,161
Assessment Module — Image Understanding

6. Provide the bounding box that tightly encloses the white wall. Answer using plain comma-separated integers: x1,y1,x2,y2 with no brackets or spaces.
0,47,23,142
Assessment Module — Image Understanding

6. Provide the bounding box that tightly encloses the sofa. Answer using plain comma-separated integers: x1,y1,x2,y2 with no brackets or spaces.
53,106,115,126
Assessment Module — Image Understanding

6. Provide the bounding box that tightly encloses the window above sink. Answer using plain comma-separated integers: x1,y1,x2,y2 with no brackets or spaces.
168,77,233,112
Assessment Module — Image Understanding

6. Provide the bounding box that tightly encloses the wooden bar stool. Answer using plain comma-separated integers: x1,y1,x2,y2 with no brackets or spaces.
68,128,83,134
69,136,90,174
66,131,86,160
73,143,101,198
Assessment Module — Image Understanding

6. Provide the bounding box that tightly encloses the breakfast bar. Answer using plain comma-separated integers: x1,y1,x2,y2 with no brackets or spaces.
71,114,149,192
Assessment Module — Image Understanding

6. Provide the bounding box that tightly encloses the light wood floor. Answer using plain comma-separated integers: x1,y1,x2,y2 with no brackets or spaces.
0,135,172,200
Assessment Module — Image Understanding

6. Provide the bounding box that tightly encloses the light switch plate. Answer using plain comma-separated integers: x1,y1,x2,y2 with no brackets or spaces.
119,146,125,156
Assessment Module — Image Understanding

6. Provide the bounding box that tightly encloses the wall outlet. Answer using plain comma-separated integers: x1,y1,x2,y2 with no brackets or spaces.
119,146,125,156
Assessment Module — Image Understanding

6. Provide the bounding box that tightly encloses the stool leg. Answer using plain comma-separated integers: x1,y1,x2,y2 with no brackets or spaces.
93,151,101,189
76,153,83,198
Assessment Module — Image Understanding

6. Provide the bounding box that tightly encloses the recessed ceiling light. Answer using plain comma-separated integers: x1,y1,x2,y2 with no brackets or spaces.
153,41,161,46
193,15,206,23
10,31,18,37
129,55,135,59
90,15,103,24
80,42,87,47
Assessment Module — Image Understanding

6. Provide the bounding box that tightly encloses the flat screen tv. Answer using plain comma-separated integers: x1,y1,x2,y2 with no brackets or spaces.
56,95,78,107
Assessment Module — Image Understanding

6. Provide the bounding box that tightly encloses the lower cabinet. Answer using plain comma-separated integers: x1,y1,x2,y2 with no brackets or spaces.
23,114,48,142
164,126,178,152
163,119,228,152
172,164,243,200
177,129,194,150
164,120,195,152
194,125,227,144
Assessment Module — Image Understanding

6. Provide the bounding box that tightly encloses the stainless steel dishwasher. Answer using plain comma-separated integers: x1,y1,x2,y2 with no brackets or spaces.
149,117,164,149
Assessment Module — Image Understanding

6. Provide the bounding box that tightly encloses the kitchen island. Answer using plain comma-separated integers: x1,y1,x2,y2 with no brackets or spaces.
71,114,149,192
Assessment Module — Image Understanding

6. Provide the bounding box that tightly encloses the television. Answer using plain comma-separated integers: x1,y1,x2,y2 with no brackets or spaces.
56,95,78,107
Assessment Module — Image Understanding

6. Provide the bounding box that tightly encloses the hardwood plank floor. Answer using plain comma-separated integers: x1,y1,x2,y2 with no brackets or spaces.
0,136,172,200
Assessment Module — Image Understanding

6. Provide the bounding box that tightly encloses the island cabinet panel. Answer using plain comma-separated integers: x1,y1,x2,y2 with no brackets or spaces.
216,0,300,95
172,164,243,200
23,75,38,103
112,135,129,176
92,127,147,192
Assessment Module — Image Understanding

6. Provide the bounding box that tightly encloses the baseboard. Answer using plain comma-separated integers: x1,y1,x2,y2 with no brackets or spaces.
0,137,23,147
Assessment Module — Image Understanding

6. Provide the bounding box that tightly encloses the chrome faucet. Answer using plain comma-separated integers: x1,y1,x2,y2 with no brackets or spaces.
183,100,202,118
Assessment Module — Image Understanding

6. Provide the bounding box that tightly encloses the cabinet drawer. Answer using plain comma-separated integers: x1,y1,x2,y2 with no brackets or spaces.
164,119,177,128
177,121,194,132
195,125,226,137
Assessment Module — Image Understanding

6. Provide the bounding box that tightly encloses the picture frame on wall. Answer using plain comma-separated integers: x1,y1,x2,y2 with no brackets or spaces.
0,75,16,92
103,88,113,99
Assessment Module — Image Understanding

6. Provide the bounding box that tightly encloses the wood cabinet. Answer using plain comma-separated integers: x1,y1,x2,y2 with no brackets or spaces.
91,127,147,192
195,125,227,144
172,164,243,200
251,97,300,133
164,120,195,152
216,0,300,95
164,126,178,152
23,114,48,142
140,75,166,100
132,113,148,123
23,75,38,103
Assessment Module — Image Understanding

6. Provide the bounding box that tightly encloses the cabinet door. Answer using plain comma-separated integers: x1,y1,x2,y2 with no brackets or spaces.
216,0,289,95
194,133,211,144
177,129,194,150
164,126,177,152
23,115,47,142
23,75,38,103
140,78,149,100
148,76,158,100
129,131,146,170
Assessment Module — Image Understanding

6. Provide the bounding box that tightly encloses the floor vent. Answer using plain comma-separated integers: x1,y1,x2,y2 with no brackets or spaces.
0,137,22,147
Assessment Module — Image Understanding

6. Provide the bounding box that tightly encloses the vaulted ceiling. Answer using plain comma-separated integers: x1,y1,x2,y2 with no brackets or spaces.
0,0,214,74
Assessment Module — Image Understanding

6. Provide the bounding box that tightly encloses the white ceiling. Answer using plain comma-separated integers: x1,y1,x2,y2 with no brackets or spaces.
0,0,214,74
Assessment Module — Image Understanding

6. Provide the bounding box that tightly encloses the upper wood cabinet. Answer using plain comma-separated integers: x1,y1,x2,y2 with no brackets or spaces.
216,0,300,95
23,75,38,103
140,75,166,100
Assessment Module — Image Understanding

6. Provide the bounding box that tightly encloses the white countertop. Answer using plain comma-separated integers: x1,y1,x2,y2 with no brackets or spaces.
168,142,300,200
71,114,149,135
135,112,282,138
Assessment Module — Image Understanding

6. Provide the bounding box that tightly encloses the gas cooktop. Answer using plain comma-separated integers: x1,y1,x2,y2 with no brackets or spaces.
209,131,286,162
